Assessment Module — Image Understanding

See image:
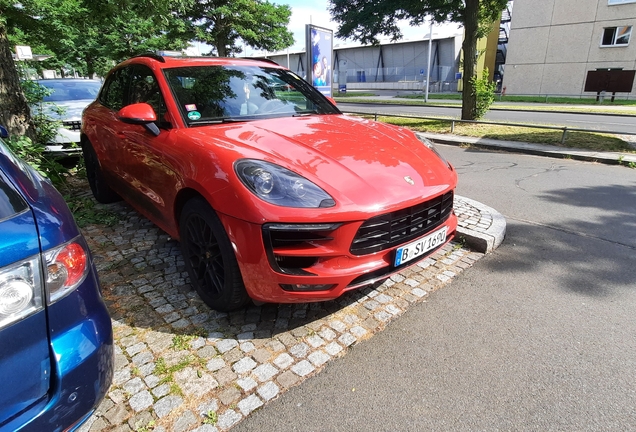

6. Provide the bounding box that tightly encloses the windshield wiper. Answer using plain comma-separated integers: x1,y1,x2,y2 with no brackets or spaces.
189,117,248,125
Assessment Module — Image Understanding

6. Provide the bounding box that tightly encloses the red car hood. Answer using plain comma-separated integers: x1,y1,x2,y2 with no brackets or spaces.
189,114,455,212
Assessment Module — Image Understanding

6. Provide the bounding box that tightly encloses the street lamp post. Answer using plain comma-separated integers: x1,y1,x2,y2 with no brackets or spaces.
425,20,433,103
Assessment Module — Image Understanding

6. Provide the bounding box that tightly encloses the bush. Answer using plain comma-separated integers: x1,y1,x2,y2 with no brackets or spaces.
5,134,71,187
471,70,497,119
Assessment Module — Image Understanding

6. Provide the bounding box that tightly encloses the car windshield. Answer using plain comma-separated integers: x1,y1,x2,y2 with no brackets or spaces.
163,65,339,125
39,80,102,102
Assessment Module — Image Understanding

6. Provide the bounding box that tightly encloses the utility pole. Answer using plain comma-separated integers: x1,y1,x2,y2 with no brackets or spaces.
425,19,433,103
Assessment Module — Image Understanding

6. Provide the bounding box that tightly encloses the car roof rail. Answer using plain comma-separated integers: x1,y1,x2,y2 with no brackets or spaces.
257,58,280,66
132,52,166,63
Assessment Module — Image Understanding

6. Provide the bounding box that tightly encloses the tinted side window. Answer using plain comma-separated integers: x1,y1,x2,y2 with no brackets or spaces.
99,67,131,111
129,65,165,118
0,171,28,222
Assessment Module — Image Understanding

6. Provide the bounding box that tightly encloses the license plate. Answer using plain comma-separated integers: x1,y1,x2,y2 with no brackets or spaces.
394,227,447,267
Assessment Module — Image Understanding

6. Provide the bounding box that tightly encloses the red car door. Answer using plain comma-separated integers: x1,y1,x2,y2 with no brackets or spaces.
83,67,132,178
112,65,183,231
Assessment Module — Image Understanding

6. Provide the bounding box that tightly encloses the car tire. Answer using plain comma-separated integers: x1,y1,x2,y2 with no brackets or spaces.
180,197,250,312
82,140,120,204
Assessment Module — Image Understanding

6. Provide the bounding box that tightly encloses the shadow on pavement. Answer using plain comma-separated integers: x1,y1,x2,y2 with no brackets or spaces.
477,216,636,298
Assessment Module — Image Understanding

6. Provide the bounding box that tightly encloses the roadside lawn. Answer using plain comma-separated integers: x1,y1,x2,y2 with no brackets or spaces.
360,115,636,154
334,95,636,116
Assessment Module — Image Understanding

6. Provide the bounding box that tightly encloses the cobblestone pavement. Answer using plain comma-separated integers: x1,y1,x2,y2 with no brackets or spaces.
455,196,493,233
75,190,486,432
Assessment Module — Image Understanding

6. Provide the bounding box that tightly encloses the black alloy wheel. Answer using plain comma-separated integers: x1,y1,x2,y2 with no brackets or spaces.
180,198,249,311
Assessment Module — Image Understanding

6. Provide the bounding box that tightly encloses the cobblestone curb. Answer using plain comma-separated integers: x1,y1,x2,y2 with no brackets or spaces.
455,195,506,254
72,186,501,432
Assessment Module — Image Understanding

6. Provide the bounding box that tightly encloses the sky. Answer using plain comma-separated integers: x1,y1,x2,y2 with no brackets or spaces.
247,0,463,55
191,0,463,56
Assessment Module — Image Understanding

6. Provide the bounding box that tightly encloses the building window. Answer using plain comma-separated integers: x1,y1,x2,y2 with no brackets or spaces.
601,26,632,46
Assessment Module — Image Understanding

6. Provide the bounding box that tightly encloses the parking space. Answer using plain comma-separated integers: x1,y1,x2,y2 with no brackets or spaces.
74,186,483,432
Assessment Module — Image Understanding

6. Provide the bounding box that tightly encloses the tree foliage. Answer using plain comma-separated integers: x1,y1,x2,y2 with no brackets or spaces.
3,0,193,78
0,0,294,139
187,0,294,57
328,0,508,120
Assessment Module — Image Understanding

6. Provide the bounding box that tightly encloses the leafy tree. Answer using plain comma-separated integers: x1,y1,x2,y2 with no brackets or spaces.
187,0,294,57
328,0,508,120
0,0,292,140
0,0,65,138
5,0,86,77
0,0,192,137
6,0,193,78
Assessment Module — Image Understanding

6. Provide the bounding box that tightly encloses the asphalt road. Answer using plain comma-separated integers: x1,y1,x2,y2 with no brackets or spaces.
235,145,636,431
338,102,636,134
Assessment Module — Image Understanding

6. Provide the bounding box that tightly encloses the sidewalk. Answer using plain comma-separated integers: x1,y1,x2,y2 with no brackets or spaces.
337,91,636,116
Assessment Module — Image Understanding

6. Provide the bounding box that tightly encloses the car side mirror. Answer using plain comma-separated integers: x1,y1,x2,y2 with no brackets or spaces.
326,96,337,106
118,103,160,136
0,125,8,139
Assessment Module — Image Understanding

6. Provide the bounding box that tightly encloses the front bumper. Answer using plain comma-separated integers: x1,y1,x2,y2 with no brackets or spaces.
44,127,82,158
221,210,458,304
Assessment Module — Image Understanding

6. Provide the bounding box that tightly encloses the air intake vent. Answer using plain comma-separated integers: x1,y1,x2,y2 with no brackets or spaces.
262,223,341,275
63,121,82,131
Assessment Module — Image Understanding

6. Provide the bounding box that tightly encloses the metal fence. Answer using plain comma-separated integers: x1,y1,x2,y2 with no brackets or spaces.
334,66,458,89
495,93,636,102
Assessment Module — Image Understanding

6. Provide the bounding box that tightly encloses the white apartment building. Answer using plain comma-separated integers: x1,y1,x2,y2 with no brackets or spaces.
503,0,636,97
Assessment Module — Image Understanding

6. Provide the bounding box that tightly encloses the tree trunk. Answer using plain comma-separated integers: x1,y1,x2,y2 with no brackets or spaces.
461,0,480,121
215,22,231,57
217,42,227,57
0,24,36,140
86,55,95,79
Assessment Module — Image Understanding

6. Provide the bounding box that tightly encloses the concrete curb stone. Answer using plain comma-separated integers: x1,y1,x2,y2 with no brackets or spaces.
455,195,506,254
420,132,636,166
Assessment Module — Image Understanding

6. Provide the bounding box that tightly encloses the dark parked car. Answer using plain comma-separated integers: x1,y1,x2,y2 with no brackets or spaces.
0,126,113,431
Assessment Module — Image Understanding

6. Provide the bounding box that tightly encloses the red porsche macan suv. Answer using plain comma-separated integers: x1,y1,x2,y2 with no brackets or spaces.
81,53,458,311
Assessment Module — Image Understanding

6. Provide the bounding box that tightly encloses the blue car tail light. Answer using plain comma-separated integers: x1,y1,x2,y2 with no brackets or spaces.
44,237,89,305
0,236,90,330
0,256,44,330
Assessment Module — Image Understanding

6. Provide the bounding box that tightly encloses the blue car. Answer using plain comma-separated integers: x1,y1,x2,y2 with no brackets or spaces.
0,126,113,431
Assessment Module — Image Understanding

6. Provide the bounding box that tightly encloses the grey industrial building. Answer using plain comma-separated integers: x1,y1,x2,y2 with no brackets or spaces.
503,0,636,97
260,34,463,92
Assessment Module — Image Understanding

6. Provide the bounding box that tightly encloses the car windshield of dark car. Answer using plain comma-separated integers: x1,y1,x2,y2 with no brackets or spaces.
163,65,339,125
39,80,102,102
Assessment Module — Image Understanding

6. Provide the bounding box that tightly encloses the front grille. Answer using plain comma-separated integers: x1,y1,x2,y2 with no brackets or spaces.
350,190,453,256
63,121,82,131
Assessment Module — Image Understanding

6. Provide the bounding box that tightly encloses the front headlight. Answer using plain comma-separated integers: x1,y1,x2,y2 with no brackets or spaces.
235,159,335,208
417,135,451,168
